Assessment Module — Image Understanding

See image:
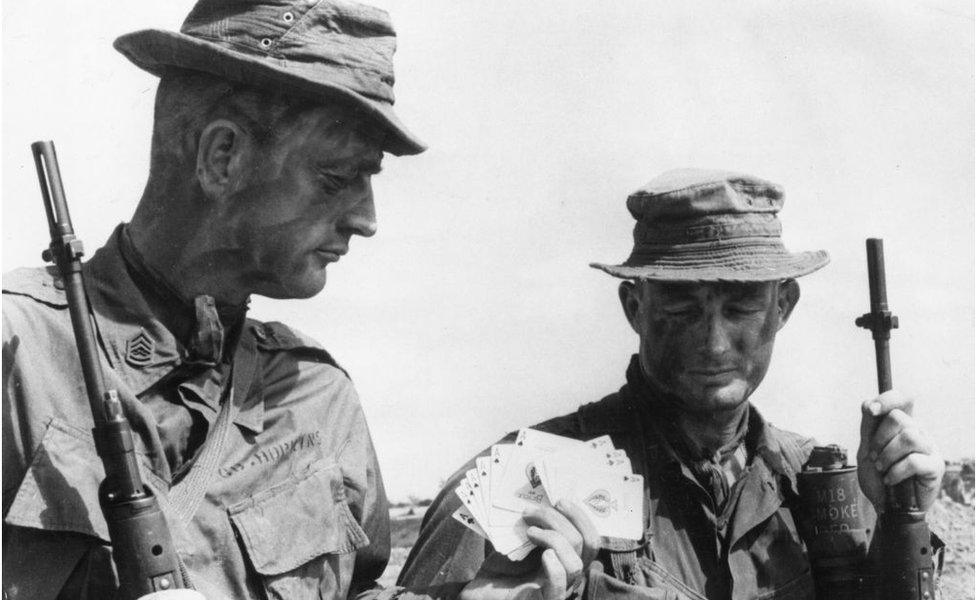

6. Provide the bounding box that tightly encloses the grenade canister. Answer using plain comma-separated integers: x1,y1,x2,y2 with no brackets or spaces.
797,445,875,599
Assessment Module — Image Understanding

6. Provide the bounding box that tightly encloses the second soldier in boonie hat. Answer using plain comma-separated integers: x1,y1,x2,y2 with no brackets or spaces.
590,168,829,281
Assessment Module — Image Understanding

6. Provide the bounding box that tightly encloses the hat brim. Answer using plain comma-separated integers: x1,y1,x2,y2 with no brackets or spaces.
113,29,426,156
590,248,830,282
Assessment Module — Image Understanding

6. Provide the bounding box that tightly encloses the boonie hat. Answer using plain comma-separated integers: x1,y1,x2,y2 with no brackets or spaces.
590,169,829,281
114,0,425,156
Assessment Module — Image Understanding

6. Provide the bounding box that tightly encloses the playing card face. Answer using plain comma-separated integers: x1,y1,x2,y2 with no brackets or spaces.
493,429,614,513
475,457,492,512
485,444,522,525
489,445,515,516
480,513,531,555
564,471,645,540
455,460,531,555
453,505,487,538
537,449,631,505
465,469,483,504
455,478,486,527
453,431,644,559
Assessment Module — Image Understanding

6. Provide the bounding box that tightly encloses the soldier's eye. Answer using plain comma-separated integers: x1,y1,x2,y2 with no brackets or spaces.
662,304,698,317
728,303,764,316
318,173,351,194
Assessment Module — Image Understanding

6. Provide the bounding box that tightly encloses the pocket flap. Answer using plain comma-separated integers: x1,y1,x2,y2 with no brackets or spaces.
4,419,110,542
228,464,369,576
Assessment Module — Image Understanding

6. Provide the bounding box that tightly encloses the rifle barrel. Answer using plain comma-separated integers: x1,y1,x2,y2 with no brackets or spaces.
856,237,934,600
31,141,187,597
864,239,893,392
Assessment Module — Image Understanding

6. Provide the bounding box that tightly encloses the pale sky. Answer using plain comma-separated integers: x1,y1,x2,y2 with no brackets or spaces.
3,1,973,500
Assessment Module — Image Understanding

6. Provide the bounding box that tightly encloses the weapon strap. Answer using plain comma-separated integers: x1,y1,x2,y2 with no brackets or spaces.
169,334,257,524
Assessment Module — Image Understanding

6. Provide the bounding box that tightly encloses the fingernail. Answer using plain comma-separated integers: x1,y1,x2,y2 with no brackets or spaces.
875,461,883,471
869,402,882,416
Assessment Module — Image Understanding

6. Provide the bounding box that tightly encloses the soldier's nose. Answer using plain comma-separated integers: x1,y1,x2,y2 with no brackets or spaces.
704,316,733,355
341,187,377,238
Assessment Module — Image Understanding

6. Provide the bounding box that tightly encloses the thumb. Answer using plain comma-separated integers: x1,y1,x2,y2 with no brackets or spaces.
539,548,567,600
857,400,879,463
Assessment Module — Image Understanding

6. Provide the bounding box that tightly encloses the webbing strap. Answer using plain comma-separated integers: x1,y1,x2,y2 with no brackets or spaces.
610,549,641,585
168,336,257,524
168,385,234,524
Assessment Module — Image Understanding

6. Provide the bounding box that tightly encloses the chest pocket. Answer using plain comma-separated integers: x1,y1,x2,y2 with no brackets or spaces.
228,461,369,600
5,418,110,542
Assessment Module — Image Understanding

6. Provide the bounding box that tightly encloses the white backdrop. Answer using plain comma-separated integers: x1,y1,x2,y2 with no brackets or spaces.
3,1,973,499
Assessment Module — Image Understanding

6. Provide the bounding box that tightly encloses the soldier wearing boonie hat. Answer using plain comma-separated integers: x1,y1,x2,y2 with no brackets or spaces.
2,1,437,599
589,168,829,282
113,0,426,156
398,169,944,600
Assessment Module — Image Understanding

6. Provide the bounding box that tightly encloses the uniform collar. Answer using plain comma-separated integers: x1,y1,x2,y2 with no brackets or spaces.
619,355,802,488
753,415,805,494
84,225,265,433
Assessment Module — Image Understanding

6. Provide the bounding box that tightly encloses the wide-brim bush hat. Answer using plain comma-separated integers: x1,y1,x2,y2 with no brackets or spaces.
114,0,425,156
591,169,829,281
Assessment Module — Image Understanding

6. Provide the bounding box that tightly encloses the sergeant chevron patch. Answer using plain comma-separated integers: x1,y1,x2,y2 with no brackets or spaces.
125,331,154,367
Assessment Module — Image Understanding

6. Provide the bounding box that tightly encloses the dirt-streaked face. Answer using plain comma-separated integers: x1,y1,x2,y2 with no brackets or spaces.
620,279,799,414
222,107,385,299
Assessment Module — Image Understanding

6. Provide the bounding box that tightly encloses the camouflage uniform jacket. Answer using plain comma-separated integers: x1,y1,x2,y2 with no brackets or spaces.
3,228,396,600
398,361,821,600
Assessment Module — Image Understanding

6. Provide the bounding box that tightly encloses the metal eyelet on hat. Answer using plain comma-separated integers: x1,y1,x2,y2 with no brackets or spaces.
260,38,272,49
282,12,294,23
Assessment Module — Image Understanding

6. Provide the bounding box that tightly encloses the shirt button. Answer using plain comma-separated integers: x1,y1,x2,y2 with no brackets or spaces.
260,38,272,48
283,12,294,22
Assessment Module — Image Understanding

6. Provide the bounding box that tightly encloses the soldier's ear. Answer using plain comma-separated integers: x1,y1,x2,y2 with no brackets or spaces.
775,278,801,330
618,280,643,335
196,119,252,200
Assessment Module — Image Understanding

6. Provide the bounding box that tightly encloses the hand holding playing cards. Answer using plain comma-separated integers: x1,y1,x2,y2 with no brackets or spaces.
454,429,644,597
461,501,600,600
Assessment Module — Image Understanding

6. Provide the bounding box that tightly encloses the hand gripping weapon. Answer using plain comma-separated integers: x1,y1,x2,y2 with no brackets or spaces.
854,238,936,600
31,141,188,598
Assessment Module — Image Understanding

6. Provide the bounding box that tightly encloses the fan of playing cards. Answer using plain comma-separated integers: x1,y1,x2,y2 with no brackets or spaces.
453,428,644,561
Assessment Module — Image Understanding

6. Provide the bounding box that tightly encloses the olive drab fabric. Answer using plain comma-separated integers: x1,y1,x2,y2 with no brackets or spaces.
113,0,426,156
2,226,396,600
590,169,829,282
398,359,822,600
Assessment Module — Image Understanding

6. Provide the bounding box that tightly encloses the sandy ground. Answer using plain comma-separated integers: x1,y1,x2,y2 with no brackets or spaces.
379,547,414,588
380,498,975,596
928,498,975,600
